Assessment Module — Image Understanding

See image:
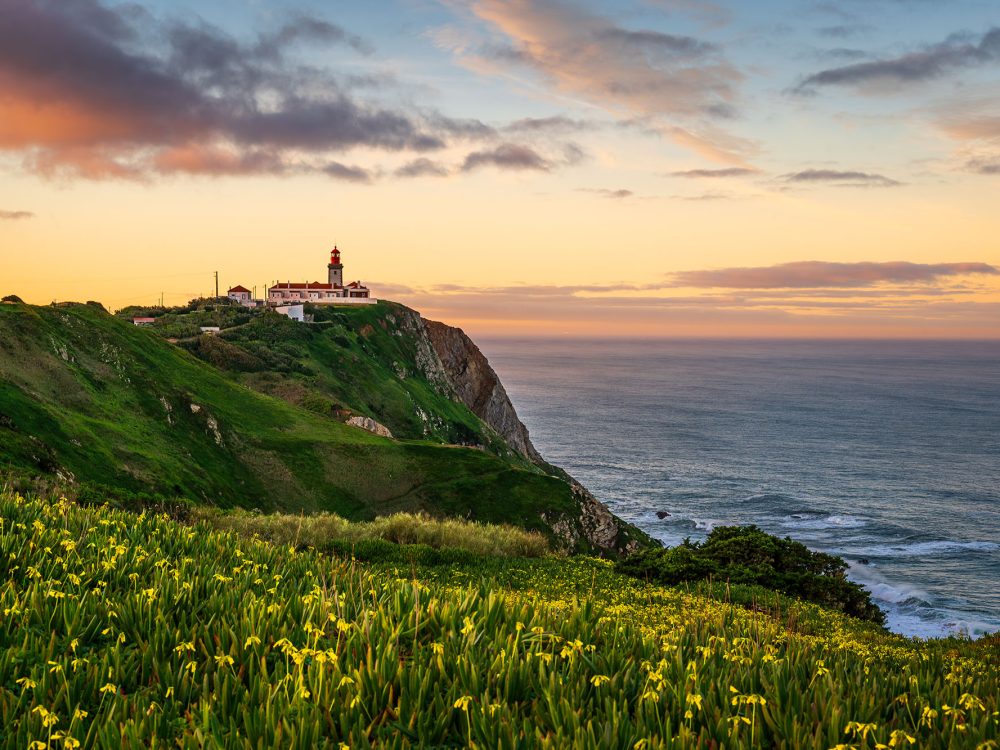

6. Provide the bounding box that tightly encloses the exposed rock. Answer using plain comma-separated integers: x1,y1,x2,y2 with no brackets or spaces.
656,511,671,519
160,397,174,425
190,404,202,414
416,316,542,463
398,307,648,556
346,415,393,438
206,416,224,446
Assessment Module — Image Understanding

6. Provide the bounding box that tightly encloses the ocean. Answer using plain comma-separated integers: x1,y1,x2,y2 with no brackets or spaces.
480,338,1000,639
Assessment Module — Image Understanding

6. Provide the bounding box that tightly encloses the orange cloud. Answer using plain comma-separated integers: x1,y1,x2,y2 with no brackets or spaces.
458,0,751,164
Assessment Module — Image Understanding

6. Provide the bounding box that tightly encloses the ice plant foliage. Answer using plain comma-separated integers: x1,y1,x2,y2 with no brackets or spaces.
0,492,997,748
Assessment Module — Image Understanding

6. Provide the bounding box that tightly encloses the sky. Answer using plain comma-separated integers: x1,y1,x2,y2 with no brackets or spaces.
2,0,999,338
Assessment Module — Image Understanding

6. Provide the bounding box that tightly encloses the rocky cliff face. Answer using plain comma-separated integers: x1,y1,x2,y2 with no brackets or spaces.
421,319,543,464
399,308,648,555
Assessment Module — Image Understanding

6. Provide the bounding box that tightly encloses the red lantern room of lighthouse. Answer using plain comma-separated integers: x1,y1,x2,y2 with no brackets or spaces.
328,246,344,287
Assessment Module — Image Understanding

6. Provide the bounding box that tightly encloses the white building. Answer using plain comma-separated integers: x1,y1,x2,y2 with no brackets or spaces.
275,304,305,322
266,246,376,306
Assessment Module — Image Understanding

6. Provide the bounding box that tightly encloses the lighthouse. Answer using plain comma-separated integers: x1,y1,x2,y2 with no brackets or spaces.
328,246,343,287
264,245,374,305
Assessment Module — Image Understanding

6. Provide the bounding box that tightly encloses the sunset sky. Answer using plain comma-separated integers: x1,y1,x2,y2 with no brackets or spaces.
2,0,999,337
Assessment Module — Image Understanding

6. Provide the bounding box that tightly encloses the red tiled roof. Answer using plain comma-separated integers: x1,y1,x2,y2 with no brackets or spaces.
268,282,336,290
228,285,251,294
268,281,370,291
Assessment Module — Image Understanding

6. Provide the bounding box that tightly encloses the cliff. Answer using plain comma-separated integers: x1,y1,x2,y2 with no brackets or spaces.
0,299,650,555
400,308,645,554
402,312,542,463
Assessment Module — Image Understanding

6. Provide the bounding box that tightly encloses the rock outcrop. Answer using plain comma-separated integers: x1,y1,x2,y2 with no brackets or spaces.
346,415,393,438
401,308,650,555
421,319,542,463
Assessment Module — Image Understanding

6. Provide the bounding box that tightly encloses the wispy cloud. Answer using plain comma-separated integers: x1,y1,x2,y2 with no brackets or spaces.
795,27,1000,94
669,167,758,178
372,276,1000,337
0,210,34,220
451,0,751,164
817,24,871,39
781,169,901,187
965,158,1000,175
643,0,733,28
935,111,1000,174
671,261,998,289
394,158,451,178
502,116,593,134
577,188,635,199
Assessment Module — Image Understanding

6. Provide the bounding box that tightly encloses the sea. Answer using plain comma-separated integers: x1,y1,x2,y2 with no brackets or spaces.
480,338,1000,639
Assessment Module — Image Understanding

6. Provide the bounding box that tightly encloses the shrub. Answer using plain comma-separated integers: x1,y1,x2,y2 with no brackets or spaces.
616,525,886,625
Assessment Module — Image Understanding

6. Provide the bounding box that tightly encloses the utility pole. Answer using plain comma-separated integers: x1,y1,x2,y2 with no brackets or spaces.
214,271,219,299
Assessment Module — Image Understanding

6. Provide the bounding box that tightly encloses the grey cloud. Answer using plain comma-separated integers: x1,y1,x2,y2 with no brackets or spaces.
394,158,450,178
817,24,870,39
676,193,729,201
578,188,635,199
966,158,1000,175
595,28,717,59
782,169,900,187
0,210,34,220
320,162,374,183
503,116,593,134
670,167,757,178
671,261,999,289
821,48,870,61
0,0,480,179
462,144,551,172
255,17,372,58
796,27,1000,93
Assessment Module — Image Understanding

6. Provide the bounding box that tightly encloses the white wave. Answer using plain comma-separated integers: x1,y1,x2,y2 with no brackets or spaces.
849,564,1000,639
866,540,1000,558
849,564,930,605
692,518,721,532
781,514,868,530
884,606,1000,640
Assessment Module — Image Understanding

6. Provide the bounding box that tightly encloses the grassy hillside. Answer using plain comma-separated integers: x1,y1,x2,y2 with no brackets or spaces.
0,301,627,551
1,492,996,749
121,300,520,458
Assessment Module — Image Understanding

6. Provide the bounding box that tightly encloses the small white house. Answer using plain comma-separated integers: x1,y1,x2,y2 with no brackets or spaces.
275,304,305,323
200,326,221,335
133,317,156,326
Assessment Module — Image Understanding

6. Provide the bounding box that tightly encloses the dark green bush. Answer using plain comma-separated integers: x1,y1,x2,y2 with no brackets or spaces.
616,525,886,625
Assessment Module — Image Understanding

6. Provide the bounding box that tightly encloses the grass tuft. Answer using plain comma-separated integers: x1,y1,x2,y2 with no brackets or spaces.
199,508,552,558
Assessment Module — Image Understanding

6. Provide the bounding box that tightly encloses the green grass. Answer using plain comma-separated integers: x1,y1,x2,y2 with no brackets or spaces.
1,492,996,749
130,300,520,459
197,507,552,558
0,301,634,553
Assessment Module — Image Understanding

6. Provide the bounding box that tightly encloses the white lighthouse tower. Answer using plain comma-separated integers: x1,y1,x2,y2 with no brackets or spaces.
328,246,344,287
